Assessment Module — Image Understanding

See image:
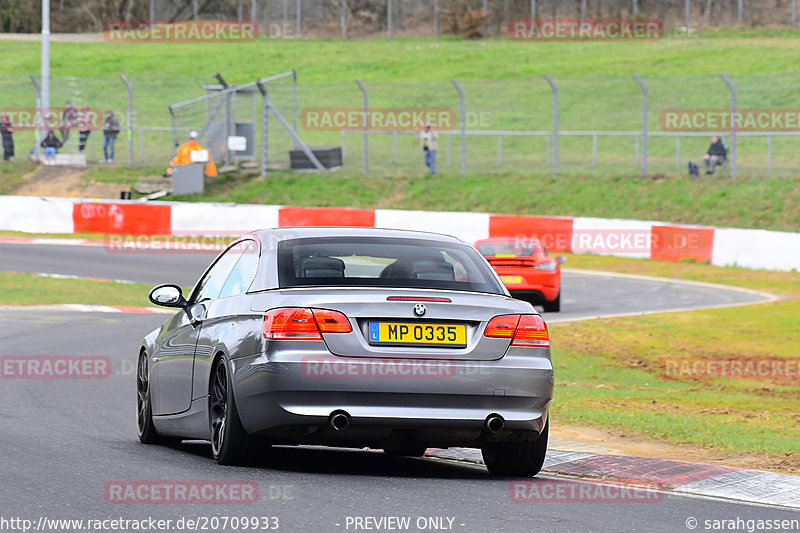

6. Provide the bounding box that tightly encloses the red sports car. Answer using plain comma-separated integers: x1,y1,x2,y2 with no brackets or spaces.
475,237,566,312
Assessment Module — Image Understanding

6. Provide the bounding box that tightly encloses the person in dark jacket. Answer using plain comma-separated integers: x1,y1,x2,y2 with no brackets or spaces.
40,130,63,164
103,110,120,163
0,113,14,161
703,135,727,175
77,105,93,153
60,100,77,143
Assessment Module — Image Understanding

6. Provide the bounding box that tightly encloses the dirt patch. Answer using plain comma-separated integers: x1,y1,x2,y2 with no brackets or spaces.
553,423,800,475
13,166,128,198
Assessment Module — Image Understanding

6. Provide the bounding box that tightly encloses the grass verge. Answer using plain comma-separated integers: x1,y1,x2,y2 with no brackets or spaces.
0,272,155,307
170,169,800,232
550,254,800,457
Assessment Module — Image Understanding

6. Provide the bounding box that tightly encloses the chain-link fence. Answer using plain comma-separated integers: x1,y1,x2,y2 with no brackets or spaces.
2,71,800,176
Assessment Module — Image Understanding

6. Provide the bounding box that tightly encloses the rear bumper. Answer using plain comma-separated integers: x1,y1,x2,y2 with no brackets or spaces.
229,347,553,447
493,267,560,301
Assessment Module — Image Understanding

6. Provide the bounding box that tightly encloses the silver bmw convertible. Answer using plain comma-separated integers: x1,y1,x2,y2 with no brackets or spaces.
138,227,554,476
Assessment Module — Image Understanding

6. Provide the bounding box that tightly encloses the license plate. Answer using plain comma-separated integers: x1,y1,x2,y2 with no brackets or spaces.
500,275,523,285
369,322,467,347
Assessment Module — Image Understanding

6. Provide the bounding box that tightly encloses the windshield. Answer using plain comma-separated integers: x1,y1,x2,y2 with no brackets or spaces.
277,236,505,295
478,241,536,257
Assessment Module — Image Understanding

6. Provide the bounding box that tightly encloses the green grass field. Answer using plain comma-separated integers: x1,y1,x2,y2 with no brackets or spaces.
1,30,800,174
550,255,800,458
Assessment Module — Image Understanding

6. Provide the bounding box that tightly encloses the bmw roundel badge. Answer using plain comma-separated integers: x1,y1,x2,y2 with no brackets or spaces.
413,304,427,317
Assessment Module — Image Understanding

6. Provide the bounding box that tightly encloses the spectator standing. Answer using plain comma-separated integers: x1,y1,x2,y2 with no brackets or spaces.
0,113,14,161
77,105,93,153
703,135,727,175
417,124,438,175
40,130,63,164
103,110,120,163
60,100,77,143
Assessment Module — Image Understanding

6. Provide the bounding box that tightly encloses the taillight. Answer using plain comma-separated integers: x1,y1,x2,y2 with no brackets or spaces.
263,308,351,340
484,315,520,339
311,309,352,333
264,308,321,340
484,314,549,347
512,315,549,347
534,260,557,270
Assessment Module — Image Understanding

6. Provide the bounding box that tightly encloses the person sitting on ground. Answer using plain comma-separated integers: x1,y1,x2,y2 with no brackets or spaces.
163,130,218,178
40,130,63,164
0,113,14,161
703,135,727,175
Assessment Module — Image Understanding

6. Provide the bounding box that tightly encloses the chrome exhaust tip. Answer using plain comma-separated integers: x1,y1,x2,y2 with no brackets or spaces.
329,411,351,431
485,414,505,434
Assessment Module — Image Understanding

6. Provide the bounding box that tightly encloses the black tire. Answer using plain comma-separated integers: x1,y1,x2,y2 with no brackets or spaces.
383,446,428,457
543,291,560,312
137,351,178,445
209,357,251,465
481,421,549,477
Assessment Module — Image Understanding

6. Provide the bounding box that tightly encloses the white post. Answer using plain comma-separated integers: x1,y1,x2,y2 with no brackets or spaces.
41,0,50,113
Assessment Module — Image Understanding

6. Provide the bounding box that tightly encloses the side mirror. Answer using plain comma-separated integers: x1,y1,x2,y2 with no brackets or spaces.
149,284,187,308
556,256,567,265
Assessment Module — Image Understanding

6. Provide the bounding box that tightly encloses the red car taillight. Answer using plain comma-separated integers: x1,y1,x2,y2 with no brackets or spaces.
311,309,353,333
511,315,549,347
263,308,351,340
484,315,520,339
484,314,549,347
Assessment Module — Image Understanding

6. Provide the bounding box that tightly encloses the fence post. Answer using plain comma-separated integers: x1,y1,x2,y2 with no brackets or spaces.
296,0,302,37
483,0,488,38
168,106,177,157
794,0,797,27
341,0,347,39
387,0,392,38
393,131,397,161
685,0,690,28
531,0,536,18
451,80,466,175
738,0,743,24
592,134,597,166
292,69,299,147
581,0,587,19
632,0,638,15
120,74,134,166
543,74,558,174
676,136,680,169
719,73,737,178
356,79,368,175
29,74,42,151
633,74,648,177
434,0,439,38
497,135,502,165
255,82,268,177
767,135,772,171
282,0,288,29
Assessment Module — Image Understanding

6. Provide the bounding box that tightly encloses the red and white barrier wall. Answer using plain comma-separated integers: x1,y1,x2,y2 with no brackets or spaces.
1,195,798,272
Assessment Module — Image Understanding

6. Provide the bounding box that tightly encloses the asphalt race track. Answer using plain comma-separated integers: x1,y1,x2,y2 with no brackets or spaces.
0,241,769,320
1,240,793,533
